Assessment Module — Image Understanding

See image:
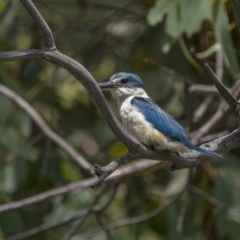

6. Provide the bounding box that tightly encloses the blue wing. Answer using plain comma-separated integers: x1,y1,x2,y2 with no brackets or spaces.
131,97,190,144
131,97,222,159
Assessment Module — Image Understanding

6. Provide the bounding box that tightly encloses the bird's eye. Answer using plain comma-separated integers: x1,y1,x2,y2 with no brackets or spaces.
121,78,128,84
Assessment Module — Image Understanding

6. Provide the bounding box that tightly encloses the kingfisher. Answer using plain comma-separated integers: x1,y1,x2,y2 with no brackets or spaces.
99,72,222,159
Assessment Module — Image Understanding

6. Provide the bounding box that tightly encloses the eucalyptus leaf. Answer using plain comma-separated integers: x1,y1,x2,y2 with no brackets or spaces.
147,0,175,26
213,1,239,73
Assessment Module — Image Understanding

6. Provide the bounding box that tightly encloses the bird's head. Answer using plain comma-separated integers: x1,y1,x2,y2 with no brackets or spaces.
99,72,146,99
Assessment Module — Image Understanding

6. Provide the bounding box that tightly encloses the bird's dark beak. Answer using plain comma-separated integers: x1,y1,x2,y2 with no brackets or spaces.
98,82,117,91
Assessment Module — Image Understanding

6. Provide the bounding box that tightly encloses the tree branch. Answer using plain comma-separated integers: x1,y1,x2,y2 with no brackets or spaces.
205,63,240,124
91,152,135,188
20,0,56,50
0,159,167,214
0,83,93,172
92,128,240,187
5,186,116,240
0,178,94,214
72,191,183,240
192,50,224,124
190,79,240,139
62,187,108,240
189,184,240,218
189,84,226,94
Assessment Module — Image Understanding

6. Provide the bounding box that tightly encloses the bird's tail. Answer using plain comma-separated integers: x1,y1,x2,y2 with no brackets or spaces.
188,144,222,159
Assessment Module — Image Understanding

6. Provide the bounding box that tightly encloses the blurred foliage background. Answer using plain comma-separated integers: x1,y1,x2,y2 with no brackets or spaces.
0,0,240,239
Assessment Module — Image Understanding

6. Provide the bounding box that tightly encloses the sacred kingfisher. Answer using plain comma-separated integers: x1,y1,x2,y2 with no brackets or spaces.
99,72,222,159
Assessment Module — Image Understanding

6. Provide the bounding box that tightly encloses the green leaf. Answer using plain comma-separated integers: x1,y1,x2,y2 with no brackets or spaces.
179,0,212,37
165,2,179,38
147,0,175,26
213,1,239,73
0,0,6,13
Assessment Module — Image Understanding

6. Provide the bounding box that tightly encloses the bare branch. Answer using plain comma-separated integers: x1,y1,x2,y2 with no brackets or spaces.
0,83,93,172
92,128,240,186
72,191,183,240
0,159,166,214
20,0,56,49
189,185,240,218
0,0,148,155
189,84,225,94
190,79,240,139
5,186,116,240
192,50,224,124
42,51,147,154
0,178,94,214
0,54,147,157
91,152,135,188
0,49,45,61
205,63,240,124
193,130,229,145
62,187,108,240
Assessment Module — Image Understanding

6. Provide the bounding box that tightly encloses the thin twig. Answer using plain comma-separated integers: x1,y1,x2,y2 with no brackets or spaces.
190,79,240,139
62,186,108,240
188,185,240,218
0,178,94,214
192,130,229,145
0,83,93,172
192,50,224,124
95,184,119,240
189,84,227,94
205,63,240,124
91,152,135,188
72,191,184,240
0,159,166,214
5,186,116,240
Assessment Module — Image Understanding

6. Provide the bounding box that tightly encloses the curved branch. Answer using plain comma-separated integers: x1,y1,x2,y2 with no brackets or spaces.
0,83,93,171
0,52,148,156
43,51,147,154
20,0,56,50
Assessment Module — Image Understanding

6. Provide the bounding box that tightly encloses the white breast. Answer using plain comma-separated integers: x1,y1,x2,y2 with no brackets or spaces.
119,97,169,150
